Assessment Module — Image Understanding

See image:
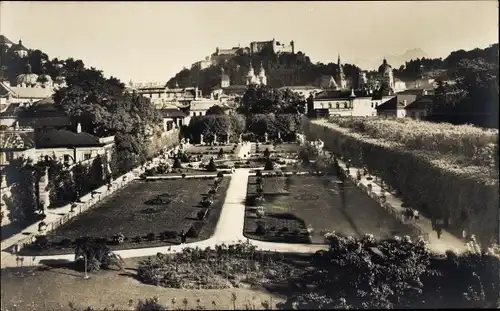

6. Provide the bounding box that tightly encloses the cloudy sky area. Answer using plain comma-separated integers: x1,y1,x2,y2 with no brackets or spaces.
1,1,498,83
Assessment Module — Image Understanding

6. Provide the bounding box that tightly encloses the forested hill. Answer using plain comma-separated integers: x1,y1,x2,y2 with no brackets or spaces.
168,43,499,95
392,43,498,80
167,50,360,95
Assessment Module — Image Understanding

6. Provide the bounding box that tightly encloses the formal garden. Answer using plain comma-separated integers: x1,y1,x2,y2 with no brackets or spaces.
18,177,230,256
244,172,412,244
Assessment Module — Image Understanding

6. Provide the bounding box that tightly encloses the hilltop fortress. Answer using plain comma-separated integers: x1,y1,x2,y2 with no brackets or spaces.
193,38,295,69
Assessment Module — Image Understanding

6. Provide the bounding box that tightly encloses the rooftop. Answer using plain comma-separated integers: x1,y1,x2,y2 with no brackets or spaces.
315,90,372,100
0,82,54,100
158,108,188,118
405,95,435,110
375,97,406,111
0,131,35,150
35,129,105,149
0,35,13,46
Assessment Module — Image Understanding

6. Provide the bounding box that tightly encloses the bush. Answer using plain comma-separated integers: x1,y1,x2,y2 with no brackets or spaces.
34,235,49,249
218,148,224,157
206,158,217,172
197,208,209,220
255,221,267,235
256,170,263,177
264,158,274,171
264,148,271,158
217,171,224,177
172,157,182,169
145,233,156,242
60,238,72,248
181,173,186,179
136,296,168,311
112,233,125,245
160,231,178,240
186,222,204,238
132,236,142,243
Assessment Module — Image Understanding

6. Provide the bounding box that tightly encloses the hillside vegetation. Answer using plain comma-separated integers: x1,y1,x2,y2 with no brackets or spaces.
167,50,360,94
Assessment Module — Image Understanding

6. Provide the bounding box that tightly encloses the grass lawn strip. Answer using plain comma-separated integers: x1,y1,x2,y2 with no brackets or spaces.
244,175,413,244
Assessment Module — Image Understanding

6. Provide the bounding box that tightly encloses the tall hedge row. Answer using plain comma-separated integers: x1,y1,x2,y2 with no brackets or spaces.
303,120,499,246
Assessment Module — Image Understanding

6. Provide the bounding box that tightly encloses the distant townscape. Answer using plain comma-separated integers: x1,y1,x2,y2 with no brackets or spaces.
0,32,499,311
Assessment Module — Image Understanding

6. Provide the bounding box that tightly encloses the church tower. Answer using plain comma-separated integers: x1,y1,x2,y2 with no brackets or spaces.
337,54,347,90
246,61,257,85
258,61,267,85
221,67,230,88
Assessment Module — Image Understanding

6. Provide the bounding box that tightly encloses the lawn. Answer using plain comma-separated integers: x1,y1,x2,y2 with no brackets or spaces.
0,255,288,311
19,178,230,256
244,175,412,244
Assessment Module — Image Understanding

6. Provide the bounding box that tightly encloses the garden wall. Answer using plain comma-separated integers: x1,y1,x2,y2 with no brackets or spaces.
303,119,499,245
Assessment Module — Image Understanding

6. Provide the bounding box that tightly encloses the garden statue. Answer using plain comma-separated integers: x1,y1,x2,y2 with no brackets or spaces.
226,135,230,145
239,134,243,144
200,134,204,145
213,134,218,145
186,138,190,145
277,132,281,140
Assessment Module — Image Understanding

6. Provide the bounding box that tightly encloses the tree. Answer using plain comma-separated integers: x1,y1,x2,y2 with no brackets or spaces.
264,157,274,171
206,158,217,172
238,85,306,115
263,148,271,158
206,105,226,115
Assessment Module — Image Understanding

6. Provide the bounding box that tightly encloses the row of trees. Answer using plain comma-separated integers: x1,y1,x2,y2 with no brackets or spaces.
184,85,306,142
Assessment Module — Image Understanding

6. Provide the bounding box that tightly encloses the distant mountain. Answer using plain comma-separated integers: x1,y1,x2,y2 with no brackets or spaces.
355,48,429,70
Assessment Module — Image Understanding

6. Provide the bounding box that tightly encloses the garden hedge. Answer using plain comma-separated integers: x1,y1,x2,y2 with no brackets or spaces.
303,119,499,245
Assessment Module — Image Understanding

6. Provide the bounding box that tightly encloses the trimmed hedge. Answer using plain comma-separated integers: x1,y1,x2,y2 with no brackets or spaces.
303,120,499,245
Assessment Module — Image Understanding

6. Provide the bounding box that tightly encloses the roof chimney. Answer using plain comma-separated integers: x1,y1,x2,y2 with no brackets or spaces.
76,123,82,134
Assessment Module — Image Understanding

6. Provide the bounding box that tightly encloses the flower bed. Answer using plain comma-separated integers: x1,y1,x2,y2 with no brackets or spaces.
19,177,231,256
305,119,499,245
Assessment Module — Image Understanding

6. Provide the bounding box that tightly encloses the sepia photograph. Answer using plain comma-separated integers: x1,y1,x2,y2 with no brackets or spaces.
0,1,498,310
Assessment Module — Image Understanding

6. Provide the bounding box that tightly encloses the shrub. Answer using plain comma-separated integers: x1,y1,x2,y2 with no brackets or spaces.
60,238,72,248
197,209,209,220
206,158,217,172
256,170,263,177
255,221,267,235
34,235,49,249
112,233,125,245
136,296,168,311
186,222,204,238
264,158,274,171
218,148,224,157
146,233,156,242
172,157,182,169
181,173,186,179
160,230,178,240
217,171,224,177
132,236,142,243
263,148,271,158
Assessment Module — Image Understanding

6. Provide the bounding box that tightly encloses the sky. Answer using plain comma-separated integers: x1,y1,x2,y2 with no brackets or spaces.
1,1,498,83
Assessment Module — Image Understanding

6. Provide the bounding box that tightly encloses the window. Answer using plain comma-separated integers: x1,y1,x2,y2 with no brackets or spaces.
328,103,332,109
344,102,348,109
371,102,374,108
84,153,91,161
63,154,70,162
336,103,340,109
